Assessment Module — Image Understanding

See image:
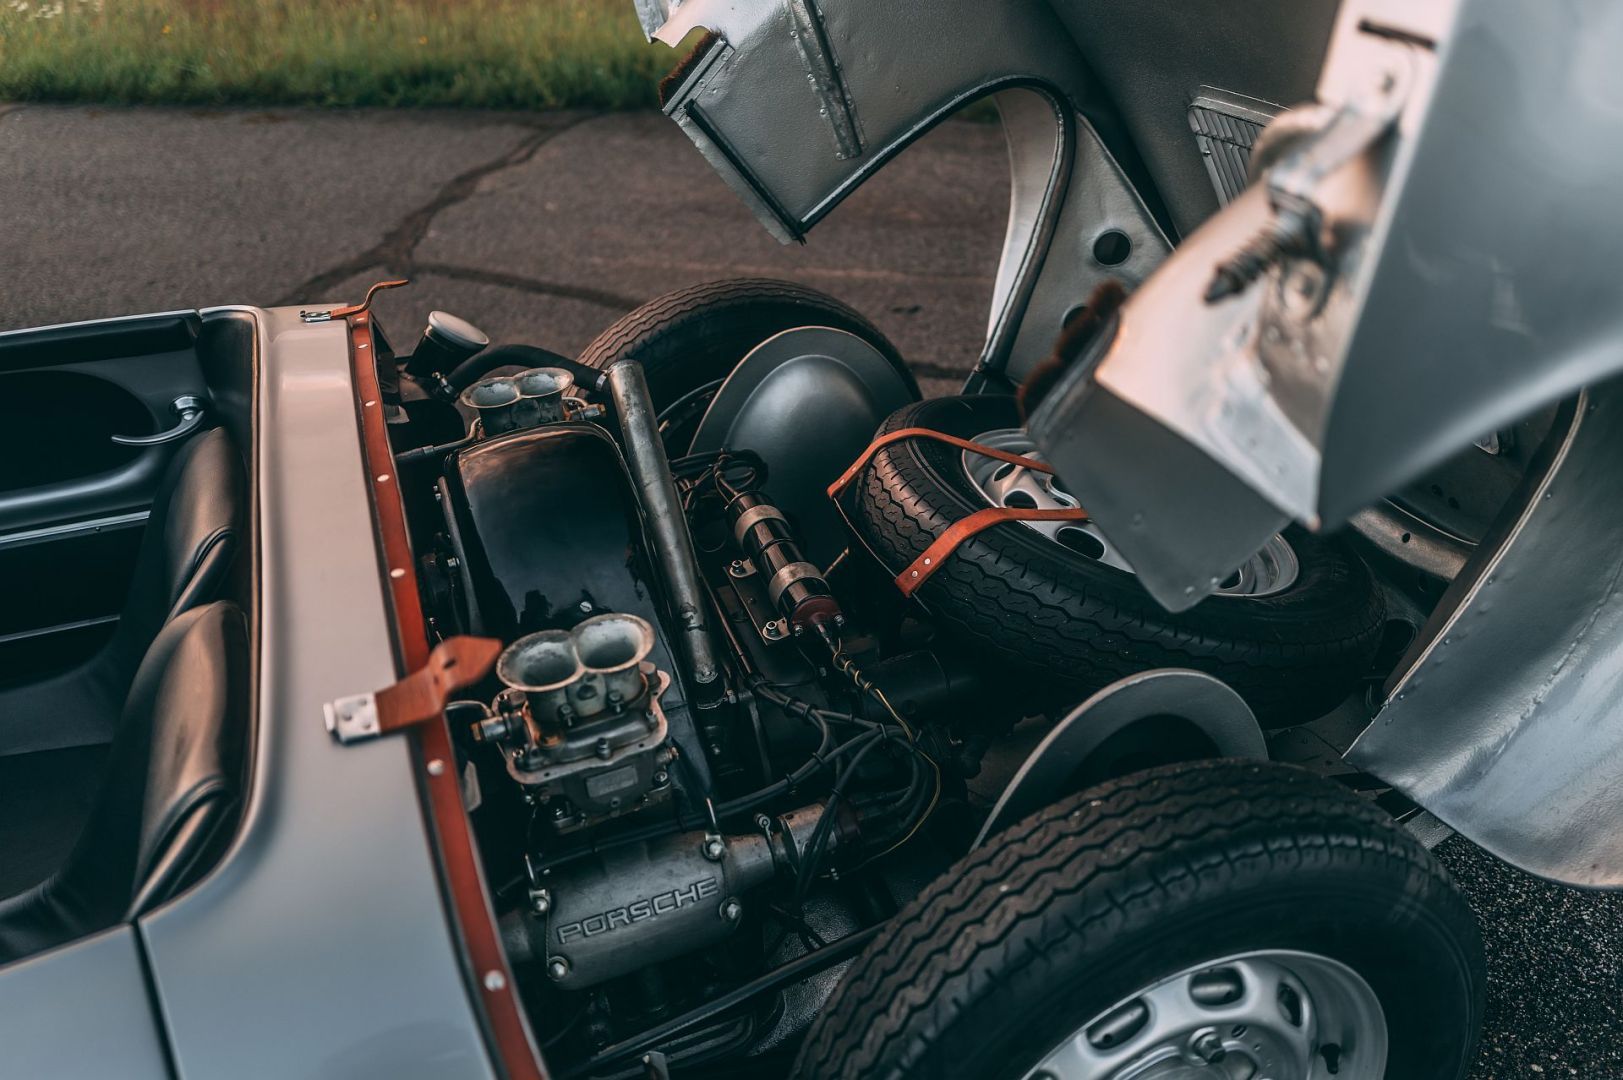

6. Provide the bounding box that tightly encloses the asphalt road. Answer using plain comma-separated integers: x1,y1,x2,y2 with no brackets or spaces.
2,104,1619,1078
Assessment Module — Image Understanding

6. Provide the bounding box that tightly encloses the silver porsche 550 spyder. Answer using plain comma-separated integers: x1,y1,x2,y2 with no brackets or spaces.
4,1,1618,1077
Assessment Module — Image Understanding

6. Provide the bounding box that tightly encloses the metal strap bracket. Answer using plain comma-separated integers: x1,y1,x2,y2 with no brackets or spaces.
324,635,502,744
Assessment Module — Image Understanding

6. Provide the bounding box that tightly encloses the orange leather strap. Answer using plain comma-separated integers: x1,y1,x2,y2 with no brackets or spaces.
826,426,1057,500
895,506,1087,596
825,426,1088,596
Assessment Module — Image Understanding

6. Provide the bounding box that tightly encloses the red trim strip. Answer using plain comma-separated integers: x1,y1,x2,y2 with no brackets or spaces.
347,313,547,1079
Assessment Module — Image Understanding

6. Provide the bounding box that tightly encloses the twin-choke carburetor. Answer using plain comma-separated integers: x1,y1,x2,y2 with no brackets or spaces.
471,612,675,830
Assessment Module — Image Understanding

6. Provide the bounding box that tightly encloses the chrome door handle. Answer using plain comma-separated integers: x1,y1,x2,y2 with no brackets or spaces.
112,395,207,446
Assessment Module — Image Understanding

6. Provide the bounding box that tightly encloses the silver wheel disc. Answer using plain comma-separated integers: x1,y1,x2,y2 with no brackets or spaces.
963,429,1300,598
1022,950,1389,1080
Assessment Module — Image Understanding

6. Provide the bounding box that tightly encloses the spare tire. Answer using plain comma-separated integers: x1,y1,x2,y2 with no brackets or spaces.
847,394,1384,724
579,278,915,451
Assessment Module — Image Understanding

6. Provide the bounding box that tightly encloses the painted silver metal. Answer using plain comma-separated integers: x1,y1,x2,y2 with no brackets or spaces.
961,429,1300,597
139,306,500,1079
973,670,1266,847
111,393,206,446
0,928,173,1079
645,2,1170,384
1023,949,1387,1080
689,326,916,565
607,360,721,686
1348,385,1623,887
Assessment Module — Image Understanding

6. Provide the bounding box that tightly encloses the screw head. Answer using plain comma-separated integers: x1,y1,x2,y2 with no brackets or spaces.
702,836,726,861
1188,1028,1225,1064
720,898,743,922
529,888,551,915
546,957,570,981
483,970,507,992
426,758,446,777
578,600,593,614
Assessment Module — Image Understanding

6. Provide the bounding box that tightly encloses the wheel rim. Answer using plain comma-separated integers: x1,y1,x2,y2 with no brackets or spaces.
1022,950,1389,1080
963,429,1300,598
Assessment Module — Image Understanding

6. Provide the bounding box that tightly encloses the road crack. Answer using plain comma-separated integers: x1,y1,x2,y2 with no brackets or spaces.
273,112,627,309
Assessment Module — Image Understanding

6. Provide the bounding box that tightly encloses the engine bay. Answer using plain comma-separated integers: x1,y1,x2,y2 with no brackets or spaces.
376,328,1006,1076
366,291,1472,1076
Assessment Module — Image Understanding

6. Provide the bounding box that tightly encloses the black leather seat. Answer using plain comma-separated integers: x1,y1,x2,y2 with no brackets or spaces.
0,601,249,964
0,426,243,757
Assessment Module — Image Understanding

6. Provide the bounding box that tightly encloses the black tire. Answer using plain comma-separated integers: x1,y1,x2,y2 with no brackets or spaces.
578,277,916,409
849,394,1384,724
793,760,1485,1080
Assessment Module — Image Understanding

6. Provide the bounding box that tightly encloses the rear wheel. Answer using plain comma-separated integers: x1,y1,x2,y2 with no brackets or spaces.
794,760,1485,1080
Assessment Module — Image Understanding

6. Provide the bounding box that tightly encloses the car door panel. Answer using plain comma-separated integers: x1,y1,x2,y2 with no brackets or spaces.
0,311,207,679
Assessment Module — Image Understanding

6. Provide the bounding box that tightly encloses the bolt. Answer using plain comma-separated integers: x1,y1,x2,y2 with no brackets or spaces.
529,888,551,915
1189,1028,1226,1064
546,957,570,981
426,758,446,777
763,621,782,640
720,898,743,922
483,970,507,992
578,600,593,614
702,836,726,861
551,804,568,820
653,769,669,785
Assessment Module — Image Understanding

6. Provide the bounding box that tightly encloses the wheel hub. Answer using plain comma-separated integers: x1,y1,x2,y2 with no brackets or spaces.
1022,950,1387,1080
963,429,1300,598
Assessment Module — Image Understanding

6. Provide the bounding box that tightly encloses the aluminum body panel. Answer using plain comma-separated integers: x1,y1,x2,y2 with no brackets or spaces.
139,307,497,1080
648,0,1169,384
1033,0,1623,610
974,669,1265,847
1029,0,1451,610
0,927,171,1079
1348,384,1623,888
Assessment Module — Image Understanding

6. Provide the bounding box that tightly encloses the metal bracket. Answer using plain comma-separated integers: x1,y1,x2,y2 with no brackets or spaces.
1205,55,1414,304
301,278,410,323
324,634,502,744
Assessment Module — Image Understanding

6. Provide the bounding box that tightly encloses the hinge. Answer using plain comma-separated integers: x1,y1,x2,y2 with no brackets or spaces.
324,635,502,745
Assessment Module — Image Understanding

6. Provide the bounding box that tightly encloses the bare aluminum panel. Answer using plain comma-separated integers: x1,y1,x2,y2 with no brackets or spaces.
1349,384,1623,888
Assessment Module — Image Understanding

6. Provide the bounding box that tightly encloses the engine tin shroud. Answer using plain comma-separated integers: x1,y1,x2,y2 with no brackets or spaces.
442,422,710,790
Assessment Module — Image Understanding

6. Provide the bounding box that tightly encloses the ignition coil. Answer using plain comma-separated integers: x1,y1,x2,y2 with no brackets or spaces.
727,490,844,649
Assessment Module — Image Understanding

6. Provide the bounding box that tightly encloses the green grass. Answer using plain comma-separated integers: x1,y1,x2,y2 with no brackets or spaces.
0,0,677,109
